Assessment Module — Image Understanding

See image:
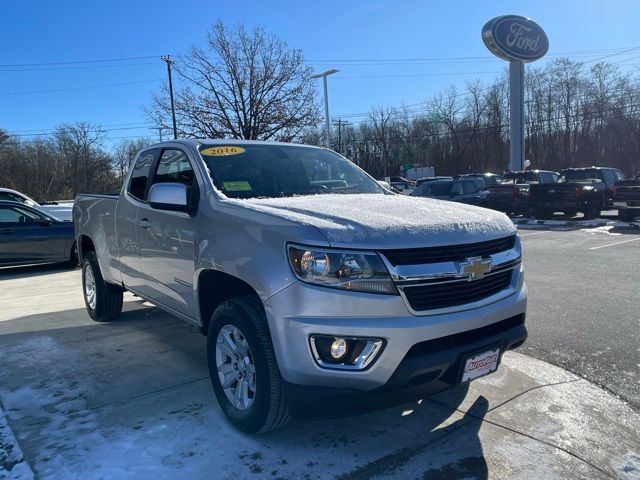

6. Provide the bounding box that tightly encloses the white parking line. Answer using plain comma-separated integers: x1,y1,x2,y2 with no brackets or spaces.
589,237,640,250
519,231,552,238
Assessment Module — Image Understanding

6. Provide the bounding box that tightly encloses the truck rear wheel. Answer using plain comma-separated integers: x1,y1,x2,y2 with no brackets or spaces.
583,205,601,220
207,295,291,434
82,252,123,322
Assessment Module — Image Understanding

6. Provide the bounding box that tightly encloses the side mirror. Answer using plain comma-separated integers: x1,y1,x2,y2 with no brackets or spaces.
39,217,53,226
148,183,190,213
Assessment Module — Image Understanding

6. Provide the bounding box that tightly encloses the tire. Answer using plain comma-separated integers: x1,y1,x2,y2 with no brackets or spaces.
65,242,79,269
563,209,578,218
583,205,601,220
207,295,291,434
82,252,123,322
533,207,553,219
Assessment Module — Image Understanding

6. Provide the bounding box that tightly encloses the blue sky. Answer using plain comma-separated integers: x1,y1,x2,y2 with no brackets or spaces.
2,0,639,144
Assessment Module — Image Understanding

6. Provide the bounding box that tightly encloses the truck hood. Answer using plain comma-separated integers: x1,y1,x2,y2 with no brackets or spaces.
229,193,515,249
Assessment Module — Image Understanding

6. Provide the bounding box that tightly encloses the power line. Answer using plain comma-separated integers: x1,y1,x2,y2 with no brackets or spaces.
8,121,153,134
9,125,156,138
0,79,162,96
0,55,164,68
0,62,158,73
306,47,640,64
583,47,640,64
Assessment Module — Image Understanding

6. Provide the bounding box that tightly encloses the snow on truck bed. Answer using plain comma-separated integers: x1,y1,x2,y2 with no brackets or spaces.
227,193,515,246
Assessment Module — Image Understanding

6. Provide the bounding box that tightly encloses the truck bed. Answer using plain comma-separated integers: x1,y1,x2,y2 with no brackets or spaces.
615,180,640,205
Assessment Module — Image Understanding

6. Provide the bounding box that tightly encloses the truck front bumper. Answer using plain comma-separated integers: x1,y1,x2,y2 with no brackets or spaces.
263,273,528,413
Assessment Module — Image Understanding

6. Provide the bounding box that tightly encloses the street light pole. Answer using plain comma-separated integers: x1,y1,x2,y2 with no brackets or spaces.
161,55,178,140
311,69,339,148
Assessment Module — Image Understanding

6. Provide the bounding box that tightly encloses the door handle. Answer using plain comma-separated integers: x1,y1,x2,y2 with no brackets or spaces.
138,218,151,229
0,228,14,234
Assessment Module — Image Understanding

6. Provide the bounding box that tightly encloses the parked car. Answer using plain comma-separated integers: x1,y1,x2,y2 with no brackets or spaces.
74,140,527,434
0,200,76,268
410,177,490,207
0,188,73,221
528,167,625,219
415,176,454,186
376,180,402,194
459,173,503,188
487,170,559,216
387,176,415,194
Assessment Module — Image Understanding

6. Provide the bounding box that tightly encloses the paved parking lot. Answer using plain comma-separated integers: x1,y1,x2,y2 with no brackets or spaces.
1,226,639,479
518,226,640,409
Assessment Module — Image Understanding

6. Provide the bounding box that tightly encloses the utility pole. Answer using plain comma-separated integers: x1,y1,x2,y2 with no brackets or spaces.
311,69,339,148
150,127,163,142
161,55,178,140
332,119,351,155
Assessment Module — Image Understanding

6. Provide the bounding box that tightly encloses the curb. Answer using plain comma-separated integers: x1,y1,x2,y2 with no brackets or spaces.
0,404,34,480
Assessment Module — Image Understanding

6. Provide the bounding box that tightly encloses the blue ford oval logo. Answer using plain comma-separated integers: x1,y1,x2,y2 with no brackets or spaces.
482,15,549,62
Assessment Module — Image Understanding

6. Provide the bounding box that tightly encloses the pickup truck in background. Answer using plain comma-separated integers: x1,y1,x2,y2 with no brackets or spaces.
528,167,625,219
74,140,527,434
614,174,640,207
615,173,640,221
486,170,559,216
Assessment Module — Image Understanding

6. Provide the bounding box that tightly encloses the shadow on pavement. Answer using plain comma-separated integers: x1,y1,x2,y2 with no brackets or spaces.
0,304,490,479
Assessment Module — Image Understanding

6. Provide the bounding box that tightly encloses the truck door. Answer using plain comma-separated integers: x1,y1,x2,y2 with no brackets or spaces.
115,149,158,290
135,147,200,318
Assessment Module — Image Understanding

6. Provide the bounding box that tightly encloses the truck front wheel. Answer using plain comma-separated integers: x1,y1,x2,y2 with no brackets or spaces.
207,295,291,434
82,252,123,322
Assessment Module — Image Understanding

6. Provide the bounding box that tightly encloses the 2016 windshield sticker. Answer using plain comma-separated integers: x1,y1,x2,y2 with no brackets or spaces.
222,181,252,191
201,146,246,156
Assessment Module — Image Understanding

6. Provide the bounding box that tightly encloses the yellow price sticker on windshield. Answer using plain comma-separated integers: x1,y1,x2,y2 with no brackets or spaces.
201,146,246,156
223,181,252,191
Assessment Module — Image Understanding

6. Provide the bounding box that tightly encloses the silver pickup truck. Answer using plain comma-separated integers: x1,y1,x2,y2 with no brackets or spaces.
74,140,527,433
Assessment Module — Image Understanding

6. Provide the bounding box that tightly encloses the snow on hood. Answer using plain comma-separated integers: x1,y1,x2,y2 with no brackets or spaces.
227,193,515,248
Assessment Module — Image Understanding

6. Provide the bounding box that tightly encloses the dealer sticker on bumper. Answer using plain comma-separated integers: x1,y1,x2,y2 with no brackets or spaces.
461,348,500,383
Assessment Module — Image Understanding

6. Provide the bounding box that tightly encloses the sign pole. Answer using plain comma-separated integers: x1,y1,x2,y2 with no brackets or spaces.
509,61,525,172
482,15,548,173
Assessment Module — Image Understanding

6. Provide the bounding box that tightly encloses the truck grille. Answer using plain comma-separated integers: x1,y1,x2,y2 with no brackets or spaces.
381,235,515,266
401,270,513,311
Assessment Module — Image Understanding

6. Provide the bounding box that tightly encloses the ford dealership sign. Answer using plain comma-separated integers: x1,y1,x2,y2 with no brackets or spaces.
482,15,548,62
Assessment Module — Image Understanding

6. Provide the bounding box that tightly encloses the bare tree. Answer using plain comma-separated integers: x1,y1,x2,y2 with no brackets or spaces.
111,138,152,185
53,123,109,196
148,22,319,140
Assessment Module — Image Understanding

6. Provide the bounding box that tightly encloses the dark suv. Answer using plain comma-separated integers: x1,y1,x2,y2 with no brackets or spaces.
411,177,489,207
528,167,626,219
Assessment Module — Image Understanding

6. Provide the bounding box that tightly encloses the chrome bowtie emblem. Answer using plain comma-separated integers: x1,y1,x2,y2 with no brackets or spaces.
458,257,492,281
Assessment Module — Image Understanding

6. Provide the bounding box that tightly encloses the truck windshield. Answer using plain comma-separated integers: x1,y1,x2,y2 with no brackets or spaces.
199,144,383,199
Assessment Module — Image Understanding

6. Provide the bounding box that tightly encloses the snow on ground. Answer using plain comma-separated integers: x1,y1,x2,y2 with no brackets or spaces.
513,217,640,232
0,408,33,480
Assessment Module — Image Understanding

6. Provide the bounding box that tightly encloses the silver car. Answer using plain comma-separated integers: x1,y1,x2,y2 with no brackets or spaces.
74,140,527,433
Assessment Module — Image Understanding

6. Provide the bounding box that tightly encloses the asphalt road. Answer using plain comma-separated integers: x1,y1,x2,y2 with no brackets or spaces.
519,227,640,410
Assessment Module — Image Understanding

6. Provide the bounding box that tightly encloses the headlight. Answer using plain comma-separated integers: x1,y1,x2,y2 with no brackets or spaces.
288,245,398,295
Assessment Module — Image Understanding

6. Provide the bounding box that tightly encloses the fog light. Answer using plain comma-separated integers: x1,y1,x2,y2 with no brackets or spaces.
310,335,385,370
330,338,348,359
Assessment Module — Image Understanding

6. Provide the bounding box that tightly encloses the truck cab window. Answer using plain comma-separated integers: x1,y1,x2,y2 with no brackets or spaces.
152,149,198,207
128,151,155,201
